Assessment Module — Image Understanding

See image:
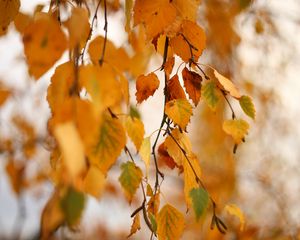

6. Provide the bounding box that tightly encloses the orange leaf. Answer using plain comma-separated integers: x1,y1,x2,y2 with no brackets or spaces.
0,0,20,31
158,143,178,170
135,72,160,103
65,7,90,49
88,36,130,72
167,74,186,101
0,87,11,106
172,0,201,22
23,14,67,79
127,213,141,238
164,57,175,79
14,12,32,34
79,64,122,115
182,67,202,106
133,0,176,39
170,20,206,62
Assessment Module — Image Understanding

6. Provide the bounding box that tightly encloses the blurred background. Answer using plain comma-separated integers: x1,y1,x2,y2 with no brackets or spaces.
0,0,300,239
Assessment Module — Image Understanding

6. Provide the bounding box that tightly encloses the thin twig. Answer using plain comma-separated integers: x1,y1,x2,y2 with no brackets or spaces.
99,0,108,66
80,0,103,64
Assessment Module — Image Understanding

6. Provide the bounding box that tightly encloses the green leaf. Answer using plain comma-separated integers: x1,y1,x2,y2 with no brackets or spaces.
189,188,209,221
60,187,85,226
157,204,185,240
119,161,143,202
148,212,157,233
201,80,219,111
239,95,256,120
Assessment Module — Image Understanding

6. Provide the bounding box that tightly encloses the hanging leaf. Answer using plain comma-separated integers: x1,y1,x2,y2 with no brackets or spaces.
119,161,143,202
88,36,130,71
64,7,90,49
189,188,209,221
170,20,206,62
40,189,64,239
223,119,249,144
136,72,160,103
167,74,187,101
182,67,202,106
164,57,175,79
225,204,245,231
53,122,86,180
125,116,145,151
83,166,106,199
60,187,85,226
139,137,151,174
171,0,201,22
13,12,32,34
164,128,192,167
201,80,220,111
0,0,20,33
158,143,177,169
79,65,122,115
183,153,202,208
127,213,141,238
214,69,241,99
147,192,160,216
165,98,193,130
157,204,185,240
239,95,256,120
23,14,67,79
133,0,176,39
0,87,11,106
88,114,126,174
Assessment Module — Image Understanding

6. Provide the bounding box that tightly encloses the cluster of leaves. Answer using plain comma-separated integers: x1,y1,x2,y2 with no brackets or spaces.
0,0,256,239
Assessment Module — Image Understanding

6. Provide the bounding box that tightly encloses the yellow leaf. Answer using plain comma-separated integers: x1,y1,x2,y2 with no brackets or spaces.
79,65,122,115
54,122,85,179
164,128,192,167
135,72,160,103
23,14,67,79
125,116,145,151
139,137,151,174
183,153,202,208
133,0,177,39
225,204,245,231
165,98,192,130
172,0,201,21
88,113,126,174
88,36,130,71
119,161,143,202
214,69,241,99
147,192,160,216
0,0,20,31
84,166,106,198
127,213,141,238
223,119,249,144
157,204,185,240
40,189,64,240
65,7,90,49
239,95,256,120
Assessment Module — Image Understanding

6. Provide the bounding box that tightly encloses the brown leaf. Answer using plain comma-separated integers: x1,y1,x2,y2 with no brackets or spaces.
167,74,186,101
182,67,202,106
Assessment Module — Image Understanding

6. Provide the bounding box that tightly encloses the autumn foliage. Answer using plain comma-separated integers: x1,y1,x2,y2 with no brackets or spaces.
0,0,262,239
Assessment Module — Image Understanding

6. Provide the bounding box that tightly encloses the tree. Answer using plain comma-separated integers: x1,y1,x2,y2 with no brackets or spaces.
3,0,296,239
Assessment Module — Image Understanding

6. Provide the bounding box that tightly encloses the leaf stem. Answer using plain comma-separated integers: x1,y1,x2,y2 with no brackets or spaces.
99,0,108,66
